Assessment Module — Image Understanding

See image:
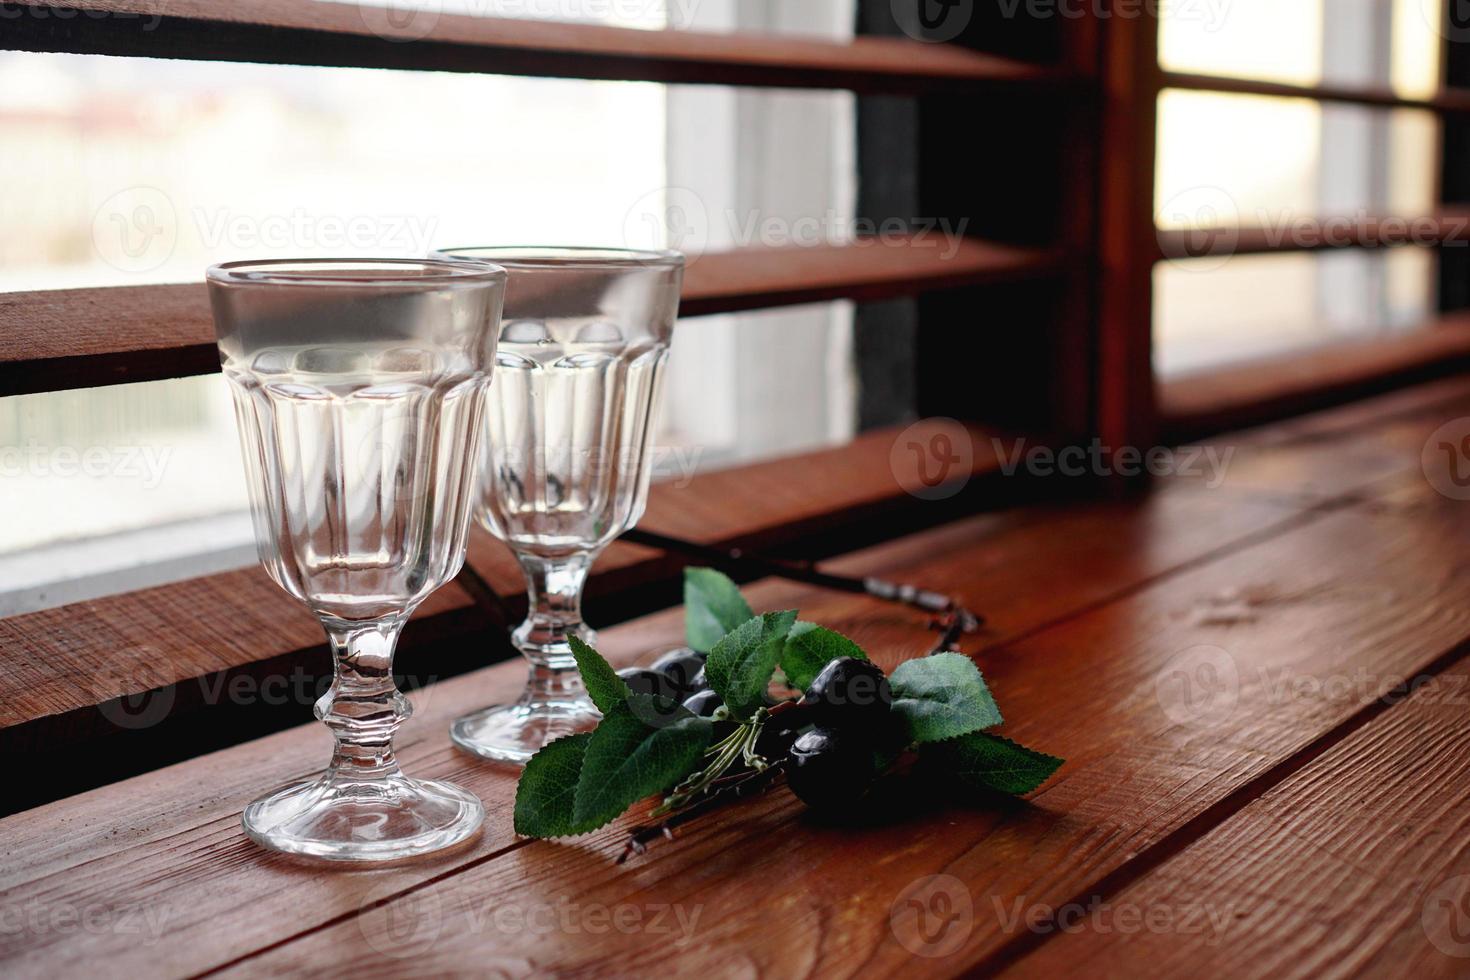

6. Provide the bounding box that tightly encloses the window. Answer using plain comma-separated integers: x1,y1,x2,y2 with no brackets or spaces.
1153,0,1446,376
0,0,858,613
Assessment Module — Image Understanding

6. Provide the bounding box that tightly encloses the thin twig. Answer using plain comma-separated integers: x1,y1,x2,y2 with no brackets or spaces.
621,528,984,626
618,764,785,864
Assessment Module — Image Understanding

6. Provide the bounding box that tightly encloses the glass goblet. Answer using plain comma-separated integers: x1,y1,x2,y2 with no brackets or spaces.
207,257,506,861
432,247,685,764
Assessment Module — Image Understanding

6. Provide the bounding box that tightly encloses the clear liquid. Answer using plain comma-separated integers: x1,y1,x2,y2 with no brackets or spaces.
225,345,486,622
477,329,669,556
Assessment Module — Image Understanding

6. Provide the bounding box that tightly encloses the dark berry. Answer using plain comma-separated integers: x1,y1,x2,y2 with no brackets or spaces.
801,658,892,728
650,648,708,695
682,689,724,718
616,667,683,702
785,726,876,810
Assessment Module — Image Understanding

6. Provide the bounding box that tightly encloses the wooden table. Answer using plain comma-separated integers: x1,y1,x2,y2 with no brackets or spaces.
6,375,1470,978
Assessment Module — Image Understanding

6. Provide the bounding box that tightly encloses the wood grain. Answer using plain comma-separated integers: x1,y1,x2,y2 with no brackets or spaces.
0,1,1078,93
0,470,1305,978
0,239,1062,397
221,466,1470,978
1008,653,1470,978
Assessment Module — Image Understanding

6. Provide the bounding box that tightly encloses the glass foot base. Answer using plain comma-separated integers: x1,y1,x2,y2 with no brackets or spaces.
242,774,484,862
450,698,602,765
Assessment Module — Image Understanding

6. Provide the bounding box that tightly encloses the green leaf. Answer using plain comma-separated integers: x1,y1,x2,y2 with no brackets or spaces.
705,610,798,720
571,695,713,831
924,732,1063,796
684,568,755,653
780,621,868,692
514,733,597,838
568,634,627,714
890,652,1002,744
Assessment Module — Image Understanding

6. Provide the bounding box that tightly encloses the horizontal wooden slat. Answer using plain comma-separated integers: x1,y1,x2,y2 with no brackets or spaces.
1162,69,1470,114
1160,315,1470,442
465,417,1020,599
1156,210,1470,260
3,378,1468,976
0,238,1061,396
0,0,1078,94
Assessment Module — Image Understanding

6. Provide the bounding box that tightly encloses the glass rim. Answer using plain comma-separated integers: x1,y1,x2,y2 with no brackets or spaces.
430,246,685,270
205,257,507,288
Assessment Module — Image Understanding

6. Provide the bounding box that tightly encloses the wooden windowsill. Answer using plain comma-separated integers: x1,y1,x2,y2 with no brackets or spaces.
1160,315,1470,442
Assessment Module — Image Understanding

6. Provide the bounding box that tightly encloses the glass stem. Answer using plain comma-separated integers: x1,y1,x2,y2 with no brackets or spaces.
317,616,412,783
513,553,595,701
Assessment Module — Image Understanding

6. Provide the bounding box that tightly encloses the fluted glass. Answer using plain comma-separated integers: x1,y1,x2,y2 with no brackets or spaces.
208,257,506,861
433,247,684,764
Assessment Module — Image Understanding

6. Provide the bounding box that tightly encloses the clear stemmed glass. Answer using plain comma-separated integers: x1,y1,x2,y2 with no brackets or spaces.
431,247,685,764
207,257,506,861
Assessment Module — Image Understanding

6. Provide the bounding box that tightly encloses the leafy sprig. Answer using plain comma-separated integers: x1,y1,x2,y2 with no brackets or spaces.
513,568,1063,842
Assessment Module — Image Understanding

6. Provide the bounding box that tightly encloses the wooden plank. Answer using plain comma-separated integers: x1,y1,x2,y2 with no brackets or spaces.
1156,209,1470,260
217,466,1470,978
0,568,480,737
0,239,1062,397
1160,316,1470,443
0,467,1310,977
0,0,1079,94
1162,69,1470,114
1010,653,1470,977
